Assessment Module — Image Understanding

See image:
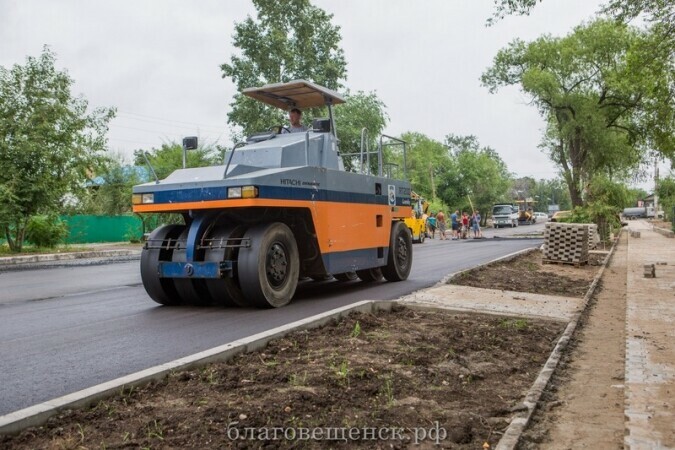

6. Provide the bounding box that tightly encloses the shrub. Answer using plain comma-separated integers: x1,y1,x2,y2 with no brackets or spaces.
26,215,68,248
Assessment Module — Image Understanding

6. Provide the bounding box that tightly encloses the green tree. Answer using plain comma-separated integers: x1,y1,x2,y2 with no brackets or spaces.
511,176,536,201
333,91,389,173
438,134,512,222
626,186,649,206
656,176,675,221
75,153,144,216
534,178,573,212
392,132,451,201
569,174,631,240
490,0,674,31
482,20,675,206
0,47,114,252
221,0,347,137
133,141,220,180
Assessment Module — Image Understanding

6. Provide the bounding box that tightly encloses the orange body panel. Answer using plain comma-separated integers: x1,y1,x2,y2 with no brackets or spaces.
134,199,411,254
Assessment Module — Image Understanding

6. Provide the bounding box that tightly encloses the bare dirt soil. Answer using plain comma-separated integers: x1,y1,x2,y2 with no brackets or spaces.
650,218,673,230
3,306,565,449
450,251,604,297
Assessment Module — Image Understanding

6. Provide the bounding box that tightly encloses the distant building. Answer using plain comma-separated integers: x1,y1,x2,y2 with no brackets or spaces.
641,193,655,208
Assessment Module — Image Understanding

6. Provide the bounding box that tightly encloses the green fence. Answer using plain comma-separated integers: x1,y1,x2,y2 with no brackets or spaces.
61,215,143,244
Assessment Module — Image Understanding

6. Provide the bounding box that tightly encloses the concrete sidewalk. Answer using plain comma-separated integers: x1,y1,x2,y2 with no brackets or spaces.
625,221,675,448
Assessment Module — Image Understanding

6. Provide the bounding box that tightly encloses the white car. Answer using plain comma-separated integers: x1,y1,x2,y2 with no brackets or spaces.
534,212,549,222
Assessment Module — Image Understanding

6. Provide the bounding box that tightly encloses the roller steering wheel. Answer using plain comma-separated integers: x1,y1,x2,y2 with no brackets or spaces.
271,125,290,134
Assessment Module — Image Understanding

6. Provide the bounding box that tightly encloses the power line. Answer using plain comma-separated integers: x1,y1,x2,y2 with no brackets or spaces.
110,123,225,137
108,134,226,148
117,111,227,131
108,137,162,146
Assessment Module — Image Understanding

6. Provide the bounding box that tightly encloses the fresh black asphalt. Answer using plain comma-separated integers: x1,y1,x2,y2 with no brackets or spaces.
0,225,543,416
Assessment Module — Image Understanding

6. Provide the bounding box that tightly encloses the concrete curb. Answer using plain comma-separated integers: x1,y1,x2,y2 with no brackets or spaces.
495,231,622,450
652,226,674,238
0,249,141,266
0,300,393,435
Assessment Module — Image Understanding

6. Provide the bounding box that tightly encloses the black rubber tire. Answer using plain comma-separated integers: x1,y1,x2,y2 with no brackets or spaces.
334,272,358,282
204,225,248,307
171,229,214,306
356,267,384,282
382,221,413,282
238,222,299,308
140,224,184,306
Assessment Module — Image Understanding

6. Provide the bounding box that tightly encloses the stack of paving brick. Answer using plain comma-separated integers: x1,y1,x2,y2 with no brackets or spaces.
587,223,598,249
543,222,589,265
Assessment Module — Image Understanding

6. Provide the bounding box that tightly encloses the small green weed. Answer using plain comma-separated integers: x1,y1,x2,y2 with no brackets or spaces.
330,359,350,387
288,371,307,386
380,374,394,406
500,318,529,330
146,420,164,441
351,321,361,338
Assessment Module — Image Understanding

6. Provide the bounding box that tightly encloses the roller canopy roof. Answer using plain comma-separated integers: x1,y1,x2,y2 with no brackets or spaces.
242,80,345,110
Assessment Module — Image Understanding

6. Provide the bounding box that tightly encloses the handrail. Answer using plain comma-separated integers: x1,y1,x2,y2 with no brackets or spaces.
142,151,160,184
305,131,311,165
360,128,368,174
379,134,408,179
223,142,246,179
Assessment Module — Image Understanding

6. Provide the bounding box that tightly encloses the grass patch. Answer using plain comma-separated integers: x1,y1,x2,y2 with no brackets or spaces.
0,243,92,256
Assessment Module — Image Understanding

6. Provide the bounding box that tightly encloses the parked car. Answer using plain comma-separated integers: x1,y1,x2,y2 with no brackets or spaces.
533,212,549,222
550,210,572,222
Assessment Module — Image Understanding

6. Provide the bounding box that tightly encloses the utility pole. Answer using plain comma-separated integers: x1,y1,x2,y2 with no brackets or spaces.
654,156,659,214
429,163,436,200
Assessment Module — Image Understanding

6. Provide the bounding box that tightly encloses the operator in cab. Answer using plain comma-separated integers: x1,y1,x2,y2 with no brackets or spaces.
282,108,308,133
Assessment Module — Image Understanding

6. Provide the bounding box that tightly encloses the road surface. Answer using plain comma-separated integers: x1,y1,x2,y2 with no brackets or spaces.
0,225,543,416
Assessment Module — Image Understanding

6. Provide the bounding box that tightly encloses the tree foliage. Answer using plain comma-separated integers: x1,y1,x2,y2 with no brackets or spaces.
0,47,114,251
221,0,347,137
74,153,144,216
482,20,675,206
532,178,573,211
133,141,220,180
333,91,389,173
394,132,451,200
490,0,674,32
568,174,630,240
656,175,675,221
438,134,512,222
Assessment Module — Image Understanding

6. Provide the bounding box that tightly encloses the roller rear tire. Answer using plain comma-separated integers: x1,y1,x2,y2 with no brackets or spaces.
172,229,214,306
382,221,413,282
140,225,184,306
204,225,248,307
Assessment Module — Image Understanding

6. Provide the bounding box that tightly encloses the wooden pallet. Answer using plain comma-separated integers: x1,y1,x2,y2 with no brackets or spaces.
542,258,588,267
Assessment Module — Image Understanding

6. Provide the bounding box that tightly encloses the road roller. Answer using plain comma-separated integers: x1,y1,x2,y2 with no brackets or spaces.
132,80,413,308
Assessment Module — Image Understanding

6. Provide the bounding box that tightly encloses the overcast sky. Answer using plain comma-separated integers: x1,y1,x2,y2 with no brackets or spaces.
1,0,660,189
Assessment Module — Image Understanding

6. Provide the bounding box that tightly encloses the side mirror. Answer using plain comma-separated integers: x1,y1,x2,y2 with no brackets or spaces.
183,136,198,150
181,136,198,169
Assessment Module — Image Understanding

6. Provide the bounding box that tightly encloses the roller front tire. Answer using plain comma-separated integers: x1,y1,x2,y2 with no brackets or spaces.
238,222,300,308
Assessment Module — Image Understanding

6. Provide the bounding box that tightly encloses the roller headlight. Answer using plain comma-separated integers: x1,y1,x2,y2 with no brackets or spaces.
227,187,242,198
228,186,258,199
